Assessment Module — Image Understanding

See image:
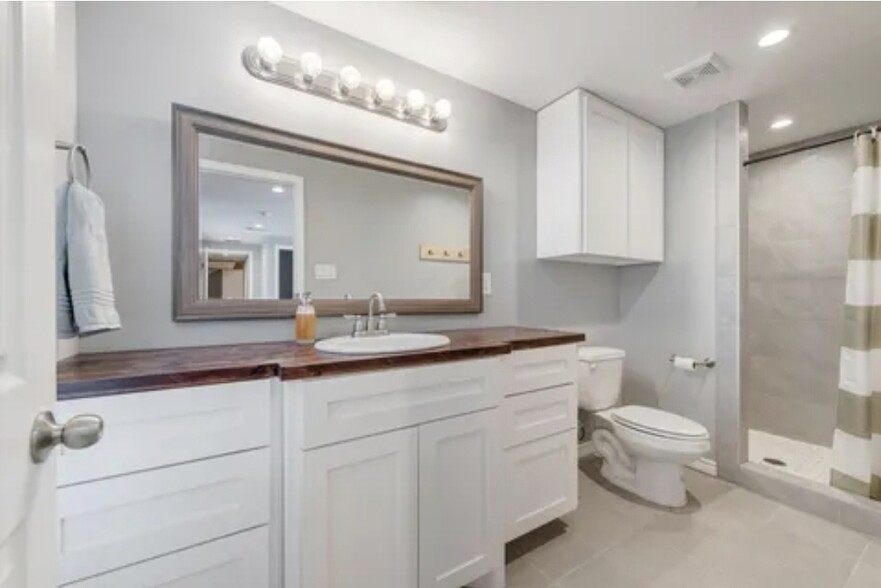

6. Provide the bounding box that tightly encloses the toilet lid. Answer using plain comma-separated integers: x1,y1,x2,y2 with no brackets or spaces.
611,406,709,440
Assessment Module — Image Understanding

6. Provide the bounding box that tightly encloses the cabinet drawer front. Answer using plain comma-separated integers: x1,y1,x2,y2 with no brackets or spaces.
58,449,270,585
506,345,576,396
62,527,269,588
504,431,578,542
56,380,270,486
297,358,502,449
503,384,577,448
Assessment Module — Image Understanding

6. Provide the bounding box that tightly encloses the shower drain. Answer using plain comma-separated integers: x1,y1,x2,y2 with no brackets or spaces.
762,457,787,467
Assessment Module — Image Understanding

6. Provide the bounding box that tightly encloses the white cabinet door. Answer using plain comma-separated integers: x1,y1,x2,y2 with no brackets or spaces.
419,410,502,588
628,117,665,261
63,527,269,588
583,94,630,258
504,431,578,541
301,428,418,588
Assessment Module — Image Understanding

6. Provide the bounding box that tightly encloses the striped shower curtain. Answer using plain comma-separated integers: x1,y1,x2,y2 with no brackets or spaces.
831,131,881,500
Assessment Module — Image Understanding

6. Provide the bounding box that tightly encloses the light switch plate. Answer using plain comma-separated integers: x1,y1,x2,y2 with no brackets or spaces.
314,264,337,280
482,272,492,296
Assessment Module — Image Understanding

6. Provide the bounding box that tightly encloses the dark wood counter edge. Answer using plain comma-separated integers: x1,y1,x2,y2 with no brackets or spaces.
57,327,585,400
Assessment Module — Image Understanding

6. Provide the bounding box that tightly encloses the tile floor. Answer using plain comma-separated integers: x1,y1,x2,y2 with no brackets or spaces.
503,464,881,588
749,428,832,483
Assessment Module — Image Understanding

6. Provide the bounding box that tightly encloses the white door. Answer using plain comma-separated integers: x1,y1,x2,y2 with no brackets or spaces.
419,410,502,588
301,428,418,588
1,5,102,587
583,94,630,258
628,117,665,262
0,3,59,588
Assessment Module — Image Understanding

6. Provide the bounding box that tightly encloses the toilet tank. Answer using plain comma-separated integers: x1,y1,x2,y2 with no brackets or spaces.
577,347,626,411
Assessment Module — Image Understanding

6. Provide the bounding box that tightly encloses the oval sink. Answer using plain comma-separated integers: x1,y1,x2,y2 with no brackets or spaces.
314,333,451,355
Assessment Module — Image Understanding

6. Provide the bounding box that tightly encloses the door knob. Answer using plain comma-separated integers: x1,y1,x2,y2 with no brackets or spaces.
30,411,103,463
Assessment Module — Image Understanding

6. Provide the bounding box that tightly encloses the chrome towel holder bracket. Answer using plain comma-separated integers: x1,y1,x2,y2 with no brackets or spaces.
56,140,92,188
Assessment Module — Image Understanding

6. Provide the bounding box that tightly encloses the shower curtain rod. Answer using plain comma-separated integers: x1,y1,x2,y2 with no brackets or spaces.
744,120,881,167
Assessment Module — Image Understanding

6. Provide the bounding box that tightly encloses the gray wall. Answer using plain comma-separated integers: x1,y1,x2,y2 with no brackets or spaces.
611,102,746,457
56,2,79,360
745,141,852,447
74,1,607,351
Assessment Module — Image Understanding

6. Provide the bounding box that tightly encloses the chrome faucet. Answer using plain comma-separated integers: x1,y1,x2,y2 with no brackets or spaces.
348,292,395,337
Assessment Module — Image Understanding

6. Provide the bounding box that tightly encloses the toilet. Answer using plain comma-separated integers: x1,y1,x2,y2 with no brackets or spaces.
578,346,710,508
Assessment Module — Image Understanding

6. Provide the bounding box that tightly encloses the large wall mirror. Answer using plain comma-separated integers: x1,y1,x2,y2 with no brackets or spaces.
173,105,483,320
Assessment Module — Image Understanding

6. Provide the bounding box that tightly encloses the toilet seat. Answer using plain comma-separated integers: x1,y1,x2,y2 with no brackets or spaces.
610,405,709,441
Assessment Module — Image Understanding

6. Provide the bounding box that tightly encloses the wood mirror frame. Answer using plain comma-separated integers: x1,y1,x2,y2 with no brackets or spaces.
172,104,483,321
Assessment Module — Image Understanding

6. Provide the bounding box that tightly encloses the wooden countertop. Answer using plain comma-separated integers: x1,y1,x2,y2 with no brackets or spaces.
57,327,585,400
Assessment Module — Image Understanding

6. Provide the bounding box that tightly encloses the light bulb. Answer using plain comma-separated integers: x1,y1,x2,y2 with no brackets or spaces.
339,65,361,94
770,117,793,130
758,29,790,48
299,51,323,81
256,36,284,68
433,99,452,121
375,78,396,103
405,89,426,112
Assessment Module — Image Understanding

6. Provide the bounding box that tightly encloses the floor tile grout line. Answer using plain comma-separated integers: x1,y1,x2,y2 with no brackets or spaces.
840,541,872,587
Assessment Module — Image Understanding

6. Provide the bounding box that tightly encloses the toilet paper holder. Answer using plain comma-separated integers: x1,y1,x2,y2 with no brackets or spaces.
669,354,716,369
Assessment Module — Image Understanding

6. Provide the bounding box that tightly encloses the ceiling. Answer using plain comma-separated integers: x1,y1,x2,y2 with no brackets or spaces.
278,1,881,152
200,171,294,245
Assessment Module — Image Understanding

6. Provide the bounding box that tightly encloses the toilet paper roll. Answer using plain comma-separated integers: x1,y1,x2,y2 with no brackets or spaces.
673,356,697,371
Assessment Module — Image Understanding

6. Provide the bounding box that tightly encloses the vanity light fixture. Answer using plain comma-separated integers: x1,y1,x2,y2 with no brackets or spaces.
299,52,323,83
405,89,426,114
759,29,790,48
433,99,452,122
770,117,793,130
338,65,361,95
241,39,451,132
374,78,397,105
256,36,284,70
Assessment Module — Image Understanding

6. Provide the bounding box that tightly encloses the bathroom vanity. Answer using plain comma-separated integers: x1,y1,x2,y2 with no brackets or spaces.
55,327,582,588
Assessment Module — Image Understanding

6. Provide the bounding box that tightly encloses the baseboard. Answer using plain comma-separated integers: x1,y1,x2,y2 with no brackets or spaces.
578,440,596,459
686,457,718,477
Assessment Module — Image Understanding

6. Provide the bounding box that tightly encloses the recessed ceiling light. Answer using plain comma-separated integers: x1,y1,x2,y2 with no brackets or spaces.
246,223,266,231
759,29,790,48
770,117,793,130
272,185,284,193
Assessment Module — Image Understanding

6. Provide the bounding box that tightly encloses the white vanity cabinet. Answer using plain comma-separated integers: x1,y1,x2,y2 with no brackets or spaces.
54,380,272,587
283,357,504,588
537,88,664,265
502,345,579,541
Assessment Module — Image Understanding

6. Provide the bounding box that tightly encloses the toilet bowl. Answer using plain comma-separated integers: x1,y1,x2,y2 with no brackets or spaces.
577,347,710,508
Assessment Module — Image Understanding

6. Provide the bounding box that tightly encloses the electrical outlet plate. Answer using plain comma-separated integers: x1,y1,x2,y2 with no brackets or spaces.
482,272,492,296
420,244,470,263
314,263,337,280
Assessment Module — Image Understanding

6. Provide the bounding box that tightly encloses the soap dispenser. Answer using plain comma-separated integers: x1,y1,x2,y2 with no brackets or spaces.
295,291,316,345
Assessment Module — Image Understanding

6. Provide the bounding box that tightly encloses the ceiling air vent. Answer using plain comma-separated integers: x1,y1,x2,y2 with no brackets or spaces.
664,53,725,89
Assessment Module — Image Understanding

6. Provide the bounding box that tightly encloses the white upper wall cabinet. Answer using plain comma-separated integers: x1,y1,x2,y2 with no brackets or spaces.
537,89,664,265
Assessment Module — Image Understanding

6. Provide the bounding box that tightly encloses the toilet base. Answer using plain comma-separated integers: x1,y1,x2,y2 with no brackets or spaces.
591,428,690,508
600,458,687,508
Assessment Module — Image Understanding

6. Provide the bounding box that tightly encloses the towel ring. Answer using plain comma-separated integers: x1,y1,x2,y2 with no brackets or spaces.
66,144,91,188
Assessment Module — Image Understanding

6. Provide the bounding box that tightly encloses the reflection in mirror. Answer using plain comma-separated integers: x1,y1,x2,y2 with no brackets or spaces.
197,134,471,302
197,143,303,301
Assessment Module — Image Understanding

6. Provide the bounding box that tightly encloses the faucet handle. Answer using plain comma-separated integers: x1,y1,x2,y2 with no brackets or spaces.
344,315,367,337
376,312,396,332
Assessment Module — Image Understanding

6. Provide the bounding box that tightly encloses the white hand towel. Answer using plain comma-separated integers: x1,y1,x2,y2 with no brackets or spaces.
59,180,121,336
56,183,77,337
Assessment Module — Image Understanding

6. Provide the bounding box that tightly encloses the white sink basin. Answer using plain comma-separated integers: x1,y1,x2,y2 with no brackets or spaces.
314,333,451,355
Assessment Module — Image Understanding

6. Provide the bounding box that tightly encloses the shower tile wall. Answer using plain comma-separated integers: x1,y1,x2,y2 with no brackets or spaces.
747,141,854,447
